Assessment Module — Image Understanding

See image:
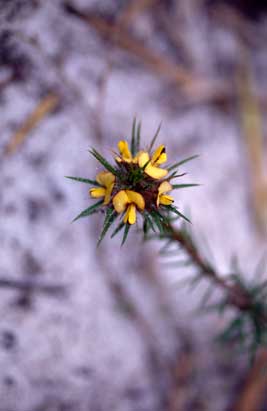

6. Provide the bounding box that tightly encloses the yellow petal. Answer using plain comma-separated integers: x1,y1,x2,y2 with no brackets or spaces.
103,182,114,205
158,181,172,195
145,164,168,179
125,190,145,210
123,204,136,224
151,145,166,165
113,190,129,213
96,171,115,188
118,140,132,162
156,192,160,207
90,187,106,198
138,151,150,168
160,194,174,206
156,152,167,165
157,181,172,206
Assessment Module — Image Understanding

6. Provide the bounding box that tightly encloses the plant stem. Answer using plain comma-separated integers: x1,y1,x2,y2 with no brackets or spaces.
167,224,261,314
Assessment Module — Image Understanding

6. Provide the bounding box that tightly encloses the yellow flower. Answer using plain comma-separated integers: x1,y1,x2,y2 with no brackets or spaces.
113,190,145,224
138,144,168,179
116,140,140,164
116,140,133,163
157,181,173,207
89,171,115,205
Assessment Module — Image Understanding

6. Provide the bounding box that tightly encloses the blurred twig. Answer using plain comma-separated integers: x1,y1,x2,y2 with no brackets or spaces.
210,4,258,46
63,2,240,107
166,223,267,320
237,58,267,234
0,277,65,296
118,0,158,28
232,348,267,411
168,341,195,411
63,2,200,90
5,92,59,155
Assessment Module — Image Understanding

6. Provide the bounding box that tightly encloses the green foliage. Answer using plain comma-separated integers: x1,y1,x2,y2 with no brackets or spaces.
97,208,117,246
163,205,191,223
130,118,142,157
148,122,162,152
130,117,137,156
89,148,120,176
111,221,125,238
167,154,199,172
121,223,131,246
65,176,100,185
72,200,103,222
172,183,200,189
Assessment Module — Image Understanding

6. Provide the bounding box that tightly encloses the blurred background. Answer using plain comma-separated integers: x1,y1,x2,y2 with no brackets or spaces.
0,0,267,410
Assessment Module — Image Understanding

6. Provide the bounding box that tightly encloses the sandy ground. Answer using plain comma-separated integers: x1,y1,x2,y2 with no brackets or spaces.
0,1,266,410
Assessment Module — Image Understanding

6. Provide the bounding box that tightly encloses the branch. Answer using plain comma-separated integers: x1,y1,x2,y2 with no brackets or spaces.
0,278,65,296
167,224,266,319
63,2,198,88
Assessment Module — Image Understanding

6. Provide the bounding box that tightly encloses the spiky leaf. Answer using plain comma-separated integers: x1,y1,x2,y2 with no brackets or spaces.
121,223,131,246
65,176,99,185
97,208,117,246
131,117,137,156
72,200,103,222
111,221,125,238
164,205,191,223
149,122,162,152
167,155,199,172
172,183,200,189
136,121,141,153
89,148,119,176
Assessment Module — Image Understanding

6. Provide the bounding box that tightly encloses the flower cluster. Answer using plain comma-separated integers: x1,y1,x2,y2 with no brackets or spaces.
67,120,198,245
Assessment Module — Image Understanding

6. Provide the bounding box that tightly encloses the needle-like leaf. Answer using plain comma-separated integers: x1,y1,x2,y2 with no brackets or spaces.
65,176,99,185
172,183,200,189
149,122,162,152
72,200,103,222
121,223,131,246
97,208,117,246
167,155,199,172
89,148,119,176
131,117,137,156
111,221,125,238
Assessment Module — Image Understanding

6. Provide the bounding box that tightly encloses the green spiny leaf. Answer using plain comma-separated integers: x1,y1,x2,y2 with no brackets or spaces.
149,122,162,152
164,205,191,223
172,183,200,189
89,148,119,176
121,223,131,246
168,170,187,180
65,176,99,185
72,200,103,222
111,221,125,238
131,117,137,156
143,211,156,233
143,219,148,235
150,211,164,234
218,317,245,342
97,208,117,246
136,121,141,152
167,155,199,172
